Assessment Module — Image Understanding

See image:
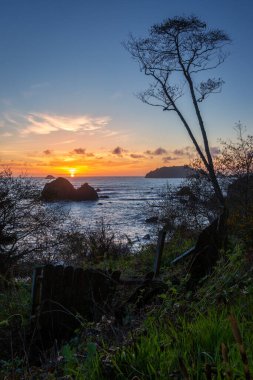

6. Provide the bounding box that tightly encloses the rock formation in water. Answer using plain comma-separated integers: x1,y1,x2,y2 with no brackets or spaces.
145,165,194,178
41,177,98,201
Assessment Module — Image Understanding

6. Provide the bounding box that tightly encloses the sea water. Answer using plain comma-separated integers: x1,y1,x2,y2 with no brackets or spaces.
38,176,183,247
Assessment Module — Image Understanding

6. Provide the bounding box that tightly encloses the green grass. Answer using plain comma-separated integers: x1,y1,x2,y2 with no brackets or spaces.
95,304,253,379
68,242,253,379
84,232,194,279
0,279,31,325
1,238,253,379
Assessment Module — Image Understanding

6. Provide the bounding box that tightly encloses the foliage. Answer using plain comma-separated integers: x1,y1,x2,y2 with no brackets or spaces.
147,124,253,238
0,168,68,281
107,311,251,379
196,243,253,307
148,181,219,236
216,124,253,245
0,235,253,378
86,244,253,379
60,342,101,380
0,279,31,377
82,219,131,261
0,280,31,323
217,123,253,178
56,218,132,268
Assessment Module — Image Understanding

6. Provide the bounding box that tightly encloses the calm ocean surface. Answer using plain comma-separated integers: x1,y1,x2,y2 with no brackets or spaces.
38,177,183,247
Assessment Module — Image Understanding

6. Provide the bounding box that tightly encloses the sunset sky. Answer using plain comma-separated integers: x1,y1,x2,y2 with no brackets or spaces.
0,0,252,176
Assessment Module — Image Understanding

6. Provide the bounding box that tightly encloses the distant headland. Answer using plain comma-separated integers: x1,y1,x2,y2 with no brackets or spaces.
145,166,194,178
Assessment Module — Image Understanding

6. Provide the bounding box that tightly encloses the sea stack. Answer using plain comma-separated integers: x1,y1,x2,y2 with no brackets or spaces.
41,177,98,201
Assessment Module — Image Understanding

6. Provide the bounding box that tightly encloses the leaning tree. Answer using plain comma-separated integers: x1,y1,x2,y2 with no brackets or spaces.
125,16,231,207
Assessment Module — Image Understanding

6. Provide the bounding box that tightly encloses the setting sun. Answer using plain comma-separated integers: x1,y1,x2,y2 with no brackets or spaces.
69,168,76,177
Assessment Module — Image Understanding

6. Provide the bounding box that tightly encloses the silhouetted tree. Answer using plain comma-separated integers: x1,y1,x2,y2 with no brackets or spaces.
125,16,231,207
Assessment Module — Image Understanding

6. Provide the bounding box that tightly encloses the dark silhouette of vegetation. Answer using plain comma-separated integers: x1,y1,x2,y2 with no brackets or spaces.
217,124,253,244
124,15,231,207
0,169,67,285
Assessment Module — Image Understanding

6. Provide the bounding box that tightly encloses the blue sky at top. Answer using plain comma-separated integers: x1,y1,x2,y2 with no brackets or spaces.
0,0,252,175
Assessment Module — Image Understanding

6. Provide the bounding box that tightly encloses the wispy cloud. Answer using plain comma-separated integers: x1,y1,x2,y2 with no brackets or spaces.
130,153,144,159
3,113,20,125
72,148,86,155
172,145,220,159
162,156,177,163
43,149,52,155
54,139,75,145
0,132,13,137
173,146,195,158
20,113,111,135
112,146,127,156
145,147,168,156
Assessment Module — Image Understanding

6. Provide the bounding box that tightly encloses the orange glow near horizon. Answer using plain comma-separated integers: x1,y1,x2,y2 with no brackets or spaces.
0,148,189,177
0,157,187,177
69,168,76,177
0,110,192,177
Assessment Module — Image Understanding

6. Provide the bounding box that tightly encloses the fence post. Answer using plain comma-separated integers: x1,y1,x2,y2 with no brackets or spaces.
153,226,167,278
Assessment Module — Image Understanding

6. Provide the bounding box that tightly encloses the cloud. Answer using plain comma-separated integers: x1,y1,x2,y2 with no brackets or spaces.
162,156,178,163
172,145,220,159
54,139,75,145
3,113,20,125
43,149,52,155
130,153,144,159
145,147,168,156
20,113,111,135
173,149,185,156
173,146,195,158
0,132,12,137
72,148,86,155
112,146,126,156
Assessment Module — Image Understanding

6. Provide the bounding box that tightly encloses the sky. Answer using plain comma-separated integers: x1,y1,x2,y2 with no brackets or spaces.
0,0,252,176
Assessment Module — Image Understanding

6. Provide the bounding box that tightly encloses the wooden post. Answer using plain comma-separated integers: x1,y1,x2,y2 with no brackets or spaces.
31,266,43,319
153,226,167,278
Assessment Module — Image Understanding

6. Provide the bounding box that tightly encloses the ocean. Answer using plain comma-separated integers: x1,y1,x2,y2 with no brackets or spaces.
39,176,183,248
